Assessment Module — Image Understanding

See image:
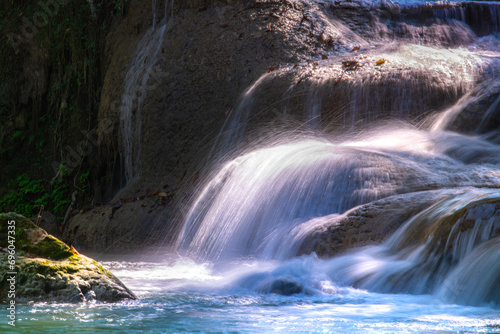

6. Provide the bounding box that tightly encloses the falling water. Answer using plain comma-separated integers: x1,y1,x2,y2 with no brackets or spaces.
434,2,500,36
119,0,173,183
177,124,500,261
314,190,500,298
432,77,500,134
212,21,491,157
174,0,500,310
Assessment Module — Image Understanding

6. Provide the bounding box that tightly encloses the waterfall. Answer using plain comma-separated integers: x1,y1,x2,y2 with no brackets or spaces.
438,238,500,306
434,2,500,37
119,0,173,183
172,0,500,307
315,189,500,305
178,138,404,261
211,30,488,158
177,124,500,262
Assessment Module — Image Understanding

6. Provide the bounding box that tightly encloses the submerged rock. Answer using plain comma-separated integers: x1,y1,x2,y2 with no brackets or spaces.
270,279,303,296
0,213,136,303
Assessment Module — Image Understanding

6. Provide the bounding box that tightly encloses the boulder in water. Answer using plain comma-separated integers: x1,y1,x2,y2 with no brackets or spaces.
0,213,136,303
270,279,303,296
447,80,500,135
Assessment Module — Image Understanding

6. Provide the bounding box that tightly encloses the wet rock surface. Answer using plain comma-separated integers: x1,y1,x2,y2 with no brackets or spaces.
63,195,171,252
0,213,136,303
270,279,303,295
297,189,472,257
447,80,500,135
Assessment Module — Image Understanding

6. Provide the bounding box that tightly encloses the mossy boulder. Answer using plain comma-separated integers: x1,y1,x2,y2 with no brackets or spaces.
0,213,136,303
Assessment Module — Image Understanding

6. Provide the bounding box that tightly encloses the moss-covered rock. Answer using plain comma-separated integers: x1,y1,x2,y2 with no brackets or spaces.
0,213,136,303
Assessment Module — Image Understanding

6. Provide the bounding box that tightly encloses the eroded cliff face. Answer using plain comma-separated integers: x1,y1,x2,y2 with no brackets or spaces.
0,1,113,223
65,0,500,252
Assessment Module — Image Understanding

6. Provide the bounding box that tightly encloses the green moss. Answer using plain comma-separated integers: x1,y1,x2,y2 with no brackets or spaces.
92,260,114,279
17,257,84,279
27,235,74,261
0,212,73,260
0,213,135,302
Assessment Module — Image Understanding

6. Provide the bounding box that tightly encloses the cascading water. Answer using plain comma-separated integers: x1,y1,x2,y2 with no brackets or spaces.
177,127,500,262
211,20,493,158
313,190,500,298
119,0,173,183
174,0,500,309
434,2,500,36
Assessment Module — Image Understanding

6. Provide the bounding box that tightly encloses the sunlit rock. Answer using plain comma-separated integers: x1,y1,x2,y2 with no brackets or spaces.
0,213,136,303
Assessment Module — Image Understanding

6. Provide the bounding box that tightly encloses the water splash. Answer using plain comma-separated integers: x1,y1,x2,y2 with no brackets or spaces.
178,137,404,261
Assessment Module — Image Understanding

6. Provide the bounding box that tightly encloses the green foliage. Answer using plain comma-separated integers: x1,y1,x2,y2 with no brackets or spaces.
0,174,47,217
55,163,72,178
12,130,25,141
0,173,70,218
79,170,90,193
50,179,70,216
111,0,126,14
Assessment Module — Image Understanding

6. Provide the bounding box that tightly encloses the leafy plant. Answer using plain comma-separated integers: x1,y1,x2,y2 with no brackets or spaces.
0,174,48,217
49,179,70,216
12,130,25,141
0,173,70,218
